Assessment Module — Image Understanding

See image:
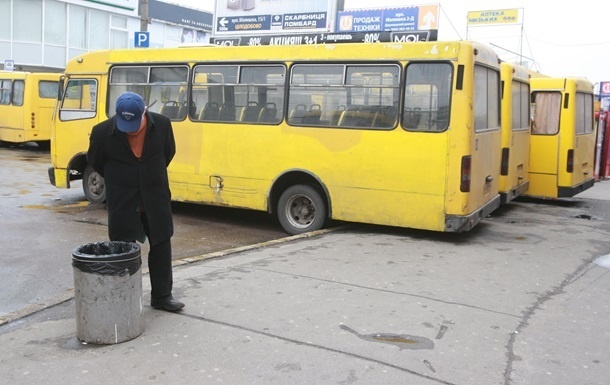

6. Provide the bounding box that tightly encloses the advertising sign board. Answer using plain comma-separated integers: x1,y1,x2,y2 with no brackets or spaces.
149,0,213,31
210,30,437,46
601,82,610,111
467,9,519,25
336,4,439,33
215,0,333,35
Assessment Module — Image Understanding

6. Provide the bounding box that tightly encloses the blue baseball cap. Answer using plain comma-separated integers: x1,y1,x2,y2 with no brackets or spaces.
115,92,145,133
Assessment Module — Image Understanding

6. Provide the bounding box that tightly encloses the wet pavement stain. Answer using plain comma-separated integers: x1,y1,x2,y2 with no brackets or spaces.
340,324,434,350
22,201,89,211
574,214,599,220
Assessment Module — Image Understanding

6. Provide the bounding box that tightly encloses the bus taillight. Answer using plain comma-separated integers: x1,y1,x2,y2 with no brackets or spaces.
566,149,574,173
460,155,472,192
501,147,509,176
31,112,35,128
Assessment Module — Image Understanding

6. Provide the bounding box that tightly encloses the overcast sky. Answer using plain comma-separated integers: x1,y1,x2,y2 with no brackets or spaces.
173,0,610,87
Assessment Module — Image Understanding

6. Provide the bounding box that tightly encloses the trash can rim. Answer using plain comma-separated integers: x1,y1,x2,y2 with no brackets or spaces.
72,241,141,263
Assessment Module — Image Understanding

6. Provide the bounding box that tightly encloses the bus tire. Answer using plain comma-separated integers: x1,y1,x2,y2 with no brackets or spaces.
277,184,326,235
83,165,106,203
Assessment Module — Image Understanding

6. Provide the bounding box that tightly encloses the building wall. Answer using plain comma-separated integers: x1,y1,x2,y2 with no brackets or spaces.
0,0,194,72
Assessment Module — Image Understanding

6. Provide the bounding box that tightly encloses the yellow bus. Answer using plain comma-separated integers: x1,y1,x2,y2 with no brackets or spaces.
498,62,530,204
0,71,60,147
526,76,596,198
49,40,502,234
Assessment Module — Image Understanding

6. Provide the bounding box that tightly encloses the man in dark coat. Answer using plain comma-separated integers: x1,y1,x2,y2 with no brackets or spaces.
87,92,184,312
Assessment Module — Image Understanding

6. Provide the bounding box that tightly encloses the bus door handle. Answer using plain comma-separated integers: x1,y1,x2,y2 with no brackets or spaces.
210,175,224,192
485,175,494,183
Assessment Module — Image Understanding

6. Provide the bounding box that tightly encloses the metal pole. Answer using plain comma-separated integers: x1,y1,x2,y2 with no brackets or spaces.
140,0,149,32
519,8,524,65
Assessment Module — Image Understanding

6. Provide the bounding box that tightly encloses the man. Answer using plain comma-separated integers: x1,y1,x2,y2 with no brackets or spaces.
87,91,184,312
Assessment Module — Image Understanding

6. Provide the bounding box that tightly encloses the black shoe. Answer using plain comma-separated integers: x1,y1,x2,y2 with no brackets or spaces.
151,296,185,312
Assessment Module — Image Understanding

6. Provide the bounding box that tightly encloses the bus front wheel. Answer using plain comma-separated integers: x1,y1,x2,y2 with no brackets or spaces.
277,184,326,235
83,165,106,203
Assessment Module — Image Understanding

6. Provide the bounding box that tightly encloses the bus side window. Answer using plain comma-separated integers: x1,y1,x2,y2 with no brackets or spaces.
0,80,12,105
288,104,307,124
199,102,219,121
404,107,422,129
240,101,261,122
302,104,321,124
160,101,180,119
218,103,236,122
258,102,278,123
330,105,346,126
177,101,194,120
338,110,359,127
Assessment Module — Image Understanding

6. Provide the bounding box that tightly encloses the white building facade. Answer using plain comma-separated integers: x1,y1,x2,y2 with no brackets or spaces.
0,0,212,72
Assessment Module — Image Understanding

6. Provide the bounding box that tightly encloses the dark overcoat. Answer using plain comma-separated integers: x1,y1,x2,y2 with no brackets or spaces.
87,111,176,245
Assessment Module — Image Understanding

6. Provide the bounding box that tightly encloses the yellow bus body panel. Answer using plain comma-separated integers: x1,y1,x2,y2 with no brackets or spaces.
52,41,502,232
499,63,530,203
527,77,595,198
0,71,60,144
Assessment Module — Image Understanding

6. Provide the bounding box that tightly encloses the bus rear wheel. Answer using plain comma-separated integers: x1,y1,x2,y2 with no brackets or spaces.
83,165,106,203
277,184,326,235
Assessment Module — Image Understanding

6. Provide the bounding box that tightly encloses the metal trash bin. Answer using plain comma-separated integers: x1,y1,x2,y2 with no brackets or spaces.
72,241,144,344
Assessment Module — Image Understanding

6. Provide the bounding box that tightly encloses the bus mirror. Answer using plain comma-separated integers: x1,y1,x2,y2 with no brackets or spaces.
58,76,65,100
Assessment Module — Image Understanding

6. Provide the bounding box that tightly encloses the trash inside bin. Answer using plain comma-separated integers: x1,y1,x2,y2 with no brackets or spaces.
72,241,144,344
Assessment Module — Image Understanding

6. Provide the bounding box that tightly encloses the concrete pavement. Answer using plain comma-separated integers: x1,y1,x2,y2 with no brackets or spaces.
1,180,610,385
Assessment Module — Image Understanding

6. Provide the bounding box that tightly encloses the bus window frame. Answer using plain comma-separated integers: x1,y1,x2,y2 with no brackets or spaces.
575,92,594,135
108,64,190,121
59,78,99,121
0,79,12,105
12,80,25,106
473,64,501,133
531,91,561,136
402,61,453,133
38,80,60,99
511,80,530,132
287,62,400,130
191,63,286,124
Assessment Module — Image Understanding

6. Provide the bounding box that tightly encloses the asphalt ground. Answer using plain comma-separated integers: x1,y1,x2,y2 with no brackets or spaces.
1,179,609,384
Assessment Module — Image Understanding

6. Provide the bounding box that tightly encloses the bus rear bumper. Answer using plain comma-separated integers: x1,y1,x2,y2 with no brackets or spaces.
444,194,501,232
500,181,530,205
558,178,595,198
48,167,70,188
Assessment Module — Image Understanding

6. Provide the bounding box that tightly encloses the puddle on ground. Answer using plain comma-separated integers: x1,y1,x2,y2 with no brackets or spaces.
21,201,89,211
594,254,610,269
340,324,434,350
574,214,598,220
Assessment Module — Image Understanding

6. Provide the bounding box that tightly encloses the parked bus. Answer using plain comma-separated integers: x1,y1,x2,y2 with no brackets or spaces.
0,71,60,147
498,62,531,204
49,40,502,234
526,76,596,198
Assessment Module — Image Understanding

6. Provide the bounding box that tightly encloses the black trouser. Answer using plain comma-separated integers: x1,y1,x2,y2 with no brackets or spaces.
141,212,173,301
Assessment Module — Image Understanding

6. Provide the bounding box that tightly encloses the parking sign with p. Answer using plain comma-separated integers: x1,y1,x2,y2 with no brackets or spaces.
135,32,149,48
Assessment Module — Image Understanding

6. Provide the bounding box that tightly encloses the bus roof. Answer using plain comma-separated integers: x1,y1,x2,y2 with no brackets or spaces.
65,40,500,75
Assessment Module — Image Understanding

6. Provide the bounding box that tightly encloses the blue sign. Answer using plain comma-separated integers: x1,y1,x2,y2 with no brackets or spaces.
382,8,418,31
134,32,150,48
601,82,610,97
337,7,419,33
282,12,326,30
216,12,327,33
217,15,271,32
